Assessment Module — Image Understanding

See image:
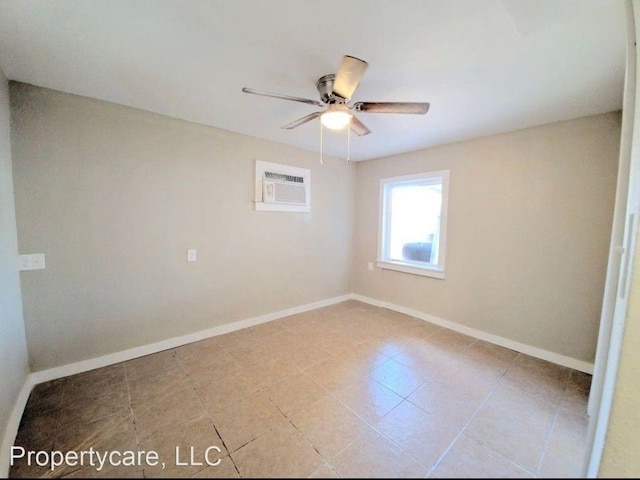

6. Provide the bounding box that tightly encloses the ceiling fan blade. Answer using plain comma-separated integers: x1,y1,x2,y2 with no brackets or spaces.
350,115,371,136
332,55,369,100
353,102,430,114
242,87,324,107
282,111,322,129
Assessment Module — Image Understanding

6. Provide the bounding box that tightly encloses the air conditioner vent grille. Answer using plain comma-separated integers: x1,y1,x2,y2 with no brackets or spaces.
264,171,304,183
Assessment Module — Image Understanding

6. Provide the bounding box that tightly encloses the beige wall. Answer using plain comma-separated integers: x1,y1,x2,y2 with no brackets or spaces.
351,113,620,363
10,83,355,371
0,70,29,470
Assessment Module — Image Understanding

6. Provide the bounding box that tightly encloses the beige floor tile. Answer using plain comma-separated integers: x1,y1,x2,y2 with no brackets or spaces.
273,310,320,329
464,385,558,471
190,456,240,478
432,358,500,398
363,334,409,358
213,391,286,452
370,358,431,397
287,319,329,337
560,370,591,416
280,343,333,370
347,341,397,366
342,326,390,345
433,434,533,478
195,370,261,413
291,395,369,458
63,463,144,478
392,344,454,380
133,386,207,440
560,383,589,416
129,366,192,404
225,338,277,367
126,350,181,381
515,354,572,377
175,337,225,360
308,462,338,478
391,318,442,340
311,332,361,356
141,417,226,478
238,356,300,390
64,363,127,397
427,329,477,352
177,347,241,385
247,319,289,338
568,370,592,391
59,381,129,425
24,379,66,416
455,341,518,379
304,356,363,392
264,372,328,417
214,328,262,349
333,378,403,424
407,378,489,429
538,409,588,478
55,409,135,451
260,329,313,351
330,428,428,478
232,422,323,478
375,400,460,469
13,410,58,451
54,432,140,478
500,365,569,406
10,456,60,478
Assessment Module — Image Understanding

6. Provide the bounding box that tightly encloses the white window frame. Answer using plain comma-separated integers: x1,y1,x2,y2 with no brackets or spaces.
377,170,450,279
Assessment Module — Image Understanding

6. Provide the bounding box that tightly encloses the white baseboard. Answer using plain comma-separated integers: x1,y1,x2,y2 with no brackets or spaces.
0,375,35,478
30,294,352,385
351,294,594,374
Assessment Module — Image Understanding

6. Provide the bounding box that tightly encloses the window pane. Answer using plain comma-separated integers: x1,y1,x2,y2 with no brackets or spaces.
388,182,442,265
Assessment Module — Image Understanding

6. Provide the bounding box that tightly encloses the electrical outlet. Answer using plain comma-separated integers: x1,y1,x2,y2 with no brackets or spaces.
368,262,374,271
19,253,46,271
31,254,46,270
19,254,32,271
187,249,197,262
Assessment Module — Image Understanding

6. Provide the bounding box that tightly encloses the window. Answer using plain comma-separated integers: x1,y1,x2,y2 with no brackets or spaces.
378,170,449,279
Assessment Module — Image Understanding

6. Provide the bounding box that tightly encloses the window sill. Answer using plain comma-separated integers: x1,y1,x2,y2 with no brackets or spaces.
376,260,445,279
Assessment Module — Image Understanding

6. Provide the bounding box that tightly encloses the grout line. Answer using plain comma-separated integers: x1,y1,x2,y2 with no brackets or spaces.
123,361,144,477
426,372,517,477
536,405,561,476
176,346,242,477
50,378,67,452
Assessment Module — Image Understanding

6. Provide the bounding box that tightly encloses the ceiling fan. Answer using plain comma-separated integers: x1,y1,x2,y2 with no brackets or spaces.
242,55,430,136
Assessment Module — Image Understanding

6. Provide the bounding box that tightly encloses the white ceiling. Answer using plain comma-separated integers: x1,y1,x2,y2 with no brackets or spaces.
0,0,627,161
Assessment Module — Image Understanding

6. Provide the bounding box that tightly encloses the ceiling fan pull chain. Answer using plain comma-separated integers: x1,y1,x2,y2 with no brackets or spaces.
319,121,324,165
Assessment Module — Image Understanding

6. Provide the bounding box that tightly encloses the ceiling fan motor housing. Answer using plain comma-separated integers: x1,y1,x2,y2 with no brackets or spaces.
316,74,345,104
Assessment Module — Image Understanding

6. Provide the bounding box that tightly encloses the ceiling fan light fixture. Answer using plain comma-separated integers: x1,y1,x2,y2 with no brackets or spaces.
320,108,352,130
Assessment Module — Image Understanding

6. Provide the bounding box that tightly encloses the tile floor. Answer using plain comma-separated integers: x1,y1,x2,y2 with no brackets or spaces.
10,300,591,478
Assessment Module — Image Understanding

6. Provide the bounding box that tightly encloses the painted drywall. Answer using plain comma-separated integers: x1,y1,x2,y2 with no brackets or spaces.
0,70,29,468
351,113,620,363
10,83,355,371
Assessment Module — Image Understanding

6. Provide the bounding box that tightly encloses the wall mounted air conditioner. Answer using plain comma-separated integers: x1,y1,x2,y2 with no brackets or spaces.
255,160,311,212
